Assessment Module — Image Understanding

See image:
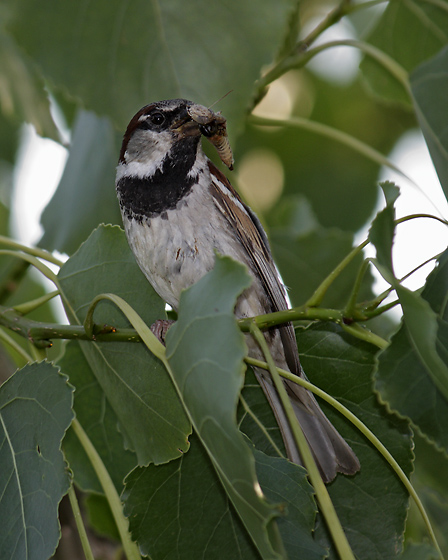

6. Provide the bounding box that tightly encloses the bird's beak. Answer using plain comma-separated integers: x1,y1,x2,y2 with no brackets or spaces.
171,113,202,137
171,103,234,170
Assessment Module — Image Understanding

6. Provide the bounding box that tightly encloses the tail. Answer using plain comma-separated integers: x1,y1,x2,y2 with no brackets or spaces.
255,370,360,483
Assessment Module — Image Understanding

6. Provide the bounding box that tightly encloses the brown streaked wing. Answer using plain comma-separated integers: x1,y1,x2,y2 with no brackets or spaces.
208,161,301,375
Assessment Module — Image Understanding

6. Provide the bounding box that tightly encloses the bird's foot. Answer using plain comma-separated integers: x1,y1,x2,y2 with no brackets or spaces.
150,319,175,345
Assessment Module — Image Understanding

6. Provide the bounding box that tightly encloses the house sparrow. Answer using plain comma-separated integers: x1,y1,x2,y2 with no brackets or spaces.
116,98,360,482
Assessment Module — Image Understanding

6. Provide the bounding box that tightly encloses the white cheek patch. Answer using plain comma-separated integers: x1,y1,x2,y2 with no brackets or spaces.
116,130,173,180
116,160,162,181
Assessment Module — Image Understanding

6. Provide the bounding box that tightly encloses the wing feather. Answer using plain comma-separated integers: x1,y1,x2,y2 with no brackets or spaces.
208,161,301,375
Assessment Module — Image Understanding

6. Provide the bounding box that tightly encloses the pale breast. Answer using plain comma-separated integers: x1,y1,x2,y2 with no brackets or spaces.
122,181,251,311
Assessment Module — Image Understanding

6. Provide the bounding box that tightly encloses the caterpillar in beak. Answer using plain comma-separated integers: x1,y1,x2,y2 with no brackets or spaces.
187,104,234,170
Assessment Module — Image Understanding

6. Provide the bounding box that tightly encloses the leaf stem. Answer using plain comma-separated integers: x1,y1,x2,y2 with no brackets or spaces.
362,299,400,318
0,327,33,362
249,323,356,560
249,115,416,186
71,419,142,560
0,250,59,285
67,484,95,560
0,235,64,267
344,258,372,317
245,355,443,558
396,213,448,227
255,0,352,93
306,239,369,307
304,39,410,93
83,293,166,361
13,290,60,315
341,322,388,349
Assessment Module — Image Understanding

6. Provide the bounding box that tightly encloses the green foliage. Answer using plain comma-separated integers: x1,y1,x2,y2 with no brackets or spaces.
375,249,448,451
0,1,447,559
166,258,287,558
297,323,413,559
5,0,296,133
58,226,191,465
411,46,448,198
0,362,74,559
360,0,448,106
40,110,122,254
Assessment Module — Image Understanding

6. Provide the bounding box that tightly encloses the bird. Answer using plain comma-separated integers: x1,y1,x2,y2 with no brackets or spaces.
115,98,360,482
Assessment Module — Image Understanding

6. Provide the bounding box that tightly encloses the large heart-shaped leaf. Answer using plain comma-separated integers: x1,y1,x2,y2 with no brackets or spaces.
123,435,325,560
60,342,137,494
7,0,296,133
0,362,74,560
165,255,285,559
58,225,191,465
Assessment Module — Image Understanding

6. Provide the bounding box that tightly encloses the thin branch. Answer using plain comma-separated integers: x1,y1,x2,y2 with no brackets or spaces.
0,304,141,348
254,0,353,94
70,419,142,560
67,485,95,560
249,115,416,188
303,39,410,93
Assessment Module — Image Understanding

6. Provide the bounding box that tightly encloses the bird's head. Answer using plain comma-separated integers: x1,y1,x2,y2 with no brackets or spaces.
118,99,233,175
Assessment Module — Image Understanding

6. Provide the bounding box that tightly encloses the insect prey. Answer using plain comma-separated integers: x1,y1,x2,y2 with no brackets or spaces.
187,104,234,170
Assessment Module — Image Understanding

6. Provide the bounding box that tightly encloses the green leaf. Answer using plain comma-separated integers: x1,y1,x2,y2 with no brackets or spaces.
0,27,58,139
370,185,448,403
296,324,413,560
253,449,324,560
368,181,399,275
0,362,74,560
60,342,137,494
400,543,440,560
411,46,448,200
123,435,324,560
360,0,448,105
395,283,448,402
58,225,191,465
165,255,285,559
40,109,122,255
6,0,296,133
406,433,448,557
123,436,258,560
375,249,448,453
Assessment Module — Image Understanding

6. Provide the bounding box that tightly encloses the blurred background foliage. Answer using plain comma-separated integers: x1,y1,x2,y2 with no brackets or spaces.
1,0,448,558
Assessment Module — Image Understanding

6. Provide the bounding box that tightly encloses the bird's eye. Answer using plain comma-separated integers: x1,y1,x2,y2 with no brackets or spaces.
150,112,165,126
